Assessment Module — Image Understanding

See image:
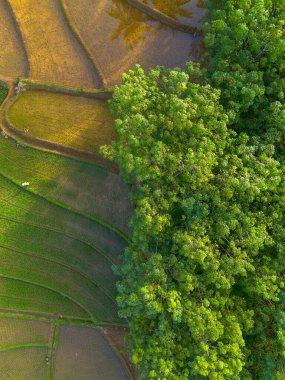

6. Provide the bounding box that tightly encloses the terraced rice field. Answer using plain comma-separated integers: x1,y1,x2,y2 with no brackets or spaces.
0,347,49,379
0,0,28,80
9,0,100,88
0,138,132,235
0,317,51,348
0,0,201,377
7,90,116,155
0,317,50,379
63,0,203,86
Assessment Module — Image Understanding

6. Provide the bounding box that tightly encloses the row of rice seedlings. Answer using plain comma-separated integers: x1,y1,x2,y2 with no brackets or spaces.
0,248,118,322
0,277,87,318
0,136,131,235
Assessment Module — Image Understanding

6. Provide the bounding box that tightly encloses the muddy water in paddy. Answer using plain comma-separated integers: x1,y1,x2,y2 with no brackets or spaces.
64,0,205,87
143,0,207,27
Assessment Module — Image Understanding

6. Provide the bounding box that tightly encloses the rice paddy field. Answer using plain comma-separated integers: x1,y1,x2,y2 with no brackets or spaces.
0,0,201,378
7,90,117,155
9,0,100,88
0,0,28,80
63,0,204,86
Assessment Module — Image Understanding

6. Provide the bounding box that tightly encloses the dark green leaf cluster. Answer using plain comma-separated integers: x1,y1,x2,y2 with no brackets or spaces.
204,0,285,156
103,63,285,379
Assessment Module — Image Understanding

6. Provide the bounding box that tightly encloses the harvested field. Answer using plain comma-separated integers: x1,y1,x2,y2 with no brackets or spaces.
63,0,204,86
0,138,132,235
0,277,87,318
54,325,130,380
0,317,51,348
0,0,28,80
0,347,48,379
9,0,100,88
7,90,117,155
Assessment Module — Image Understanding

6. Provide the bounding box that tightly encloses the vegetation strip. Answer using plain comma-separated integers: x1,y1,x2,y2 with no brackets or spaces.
0,343,48,352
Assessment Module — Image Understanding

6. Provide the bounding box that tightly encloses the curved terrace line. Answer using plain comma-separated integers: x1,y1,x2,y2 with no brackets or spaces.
4,0,30,77
0,202,116,264
0,242,116,302
59,0,106,87
0,168,128,241
123,0,203,35
0,343,48,353
0,274,93,320
1,82,119,174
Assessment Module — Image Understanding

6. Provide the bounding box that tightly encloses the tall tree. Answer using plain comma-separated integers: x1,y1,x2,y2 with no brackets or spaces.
103,64,285,379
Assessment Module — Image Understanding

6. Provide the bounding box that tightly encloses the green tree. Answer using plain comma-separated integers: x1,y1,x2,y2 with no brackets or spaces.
204,0,285,155
103,64,285,379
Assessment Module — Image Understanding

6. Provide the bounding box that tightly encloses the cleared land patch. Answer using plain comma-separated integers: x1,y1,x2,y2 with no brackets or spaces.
0,317,51,348
54,325,129,380
0,347,48,379
7,90,117,155
63,0,203,86
9,0,100,88
0,0,28,80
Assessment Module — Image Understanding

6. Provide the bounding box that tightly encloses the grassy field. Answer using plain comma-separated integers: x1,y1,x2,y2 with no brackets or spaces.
0,0,28,80
7,90,117,155
0,137,132,235
54,325,129,380
9,0,100,88
0,347,49,379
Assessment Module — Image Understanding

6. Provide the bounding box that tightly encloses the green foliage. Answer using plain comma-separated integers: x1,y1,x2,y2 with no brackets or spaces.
0,85,8,105
103,64,285,379
204,0,285,155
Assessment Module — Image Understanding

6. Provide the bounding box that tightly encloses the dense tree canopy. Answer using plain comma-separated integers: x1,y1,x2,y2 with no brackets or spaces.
204,0,285,155
103,64,285,379
102,1,285,378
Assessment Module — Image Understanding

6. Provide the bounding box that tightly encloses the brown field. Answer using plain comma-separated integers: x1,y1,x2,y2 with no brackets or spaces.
0,347,48,380
7,90,116,155
64,0,203,86
9,0,100,88
0,317,51,348
54,325,130,380
0,0,28,80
